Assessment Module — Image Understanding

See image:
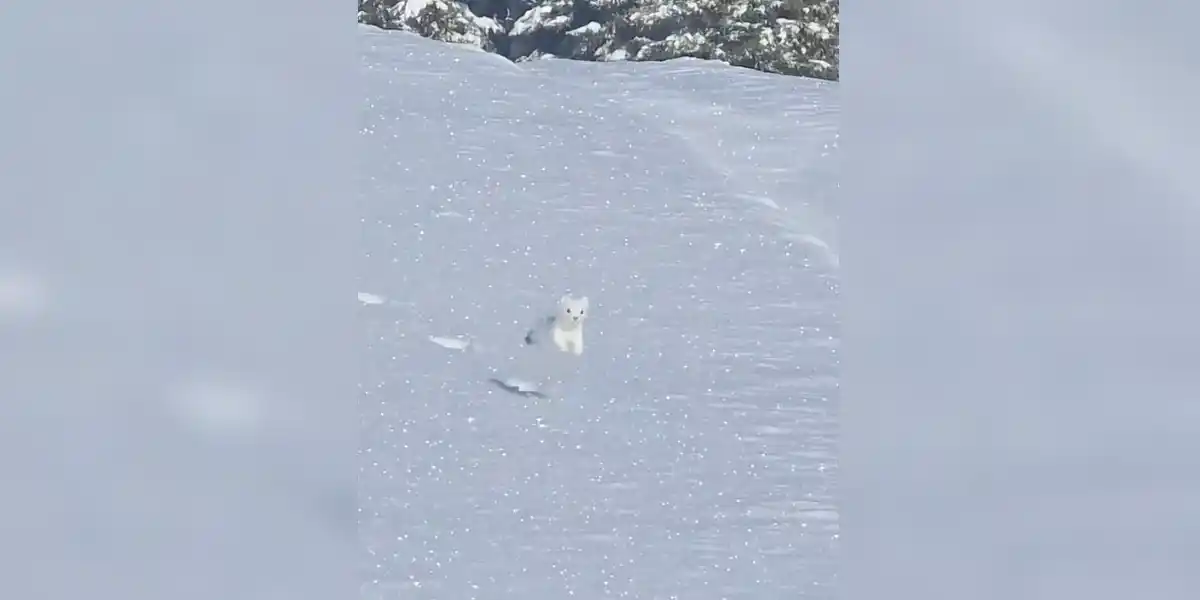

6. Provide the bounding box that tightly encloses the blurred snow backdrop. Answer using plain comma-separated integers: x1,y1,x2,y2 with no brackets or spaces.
0,2,353,598
359,24,839,599
843,1,1200,598
358,0,839,80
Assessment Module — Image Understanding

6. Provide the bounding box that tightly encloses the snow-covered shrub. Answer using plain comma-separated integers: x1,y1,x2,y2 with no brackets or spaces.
358,0,839,80
360,0,503,52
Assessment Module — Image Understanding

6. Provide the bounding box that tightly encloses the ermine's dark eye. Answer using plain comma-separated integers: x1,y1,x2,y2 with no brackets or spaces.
565,308,572,314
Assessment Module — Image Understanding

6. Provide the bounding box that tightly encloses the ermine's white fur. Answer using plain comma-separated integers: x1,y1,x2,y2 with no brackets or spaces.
524,294,588,355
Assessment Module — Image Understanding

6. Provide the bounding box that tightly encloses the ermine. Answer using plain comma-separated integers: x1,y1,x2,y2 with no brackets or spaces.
524,294,588,356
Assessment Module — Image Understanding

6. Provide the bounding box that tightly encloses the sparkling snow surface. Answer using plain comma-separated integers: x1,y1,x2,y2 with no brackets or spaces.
360,27,839,599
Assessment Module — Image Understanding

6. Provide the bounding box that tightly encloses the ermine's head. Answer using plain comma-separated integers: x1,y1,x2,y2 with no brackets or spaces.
557,295,589,328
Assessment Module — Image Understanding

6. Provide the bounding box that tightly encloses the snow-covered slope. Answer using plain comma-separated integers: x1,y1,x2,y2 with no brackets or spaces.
359,25,838,598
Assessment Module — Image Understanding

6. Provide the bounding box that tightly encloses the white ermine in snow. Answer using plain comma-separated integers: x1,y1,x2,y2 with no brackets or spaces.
524,294,588,356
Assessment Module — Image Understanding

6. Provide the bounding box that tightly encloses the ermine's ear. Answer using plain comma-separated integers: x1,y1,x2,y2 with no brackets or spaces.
580,296,589,309
559,294,571,307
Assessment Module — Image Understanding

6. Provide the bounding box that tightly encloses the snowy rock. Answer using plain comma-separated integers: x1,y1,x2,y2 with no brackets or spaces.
514,49,558,63
562,21,609,59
